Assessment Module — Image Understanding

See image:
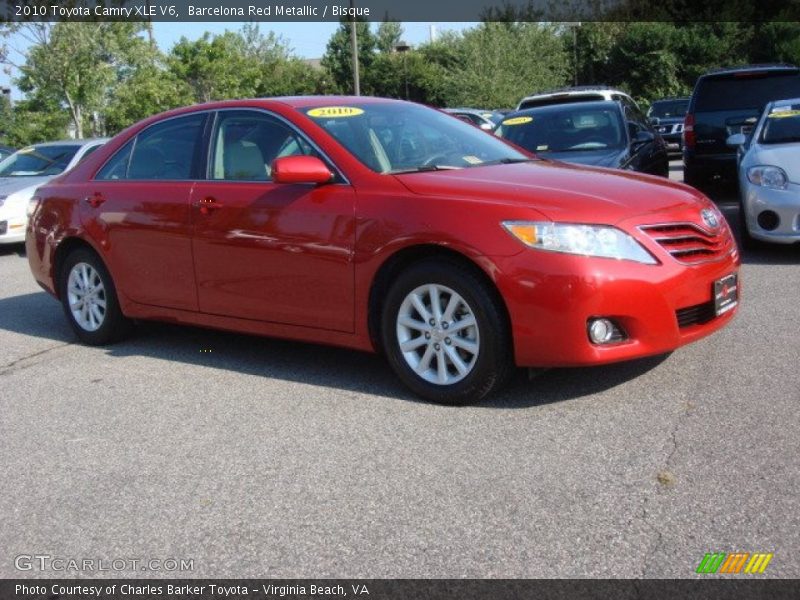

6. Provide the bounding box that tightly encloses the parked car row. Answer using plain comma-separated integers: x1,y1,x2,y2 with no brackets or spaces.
444,62,800,248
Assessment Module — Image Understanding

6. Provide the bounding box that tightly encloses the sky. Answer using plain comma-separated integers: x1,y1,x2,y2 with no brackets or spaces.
1,21,476,100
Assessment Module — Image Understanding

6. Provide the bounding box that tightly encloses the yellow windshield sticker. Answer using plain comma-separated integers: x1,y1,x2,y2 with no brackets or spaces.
502,116,533,126
768,109,800,118
307,106,364,118
463,155,483,164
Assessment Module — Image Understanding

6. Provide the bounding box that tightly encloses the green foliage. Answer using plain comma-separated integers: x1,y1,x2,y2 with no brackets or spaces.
443,22,569,108
321,19,378,94
104,65,194,135
10,22,150,138
3,19,800,148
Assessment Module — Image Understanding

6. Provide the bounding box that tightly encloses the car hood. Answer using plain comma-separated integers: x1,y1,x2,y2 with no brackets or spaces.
541,149,626,168
0,175,52,197
394,160,708,224
750,143,800,183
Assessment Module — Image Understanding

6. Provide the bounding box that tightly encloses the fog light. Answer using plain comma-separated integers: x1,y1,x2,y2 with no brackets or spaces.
757,210,779,231
588,318,624,345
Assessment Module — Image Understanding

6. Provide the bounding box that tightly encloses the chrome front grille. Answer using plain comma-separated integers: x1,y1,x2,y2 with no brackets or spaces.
639,222,734,265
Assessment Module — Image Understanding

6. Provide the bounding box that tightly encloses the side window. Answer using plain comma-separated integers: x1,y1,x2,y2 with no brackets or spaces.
129,114,205,180
77,144,102,165
96,140,134,180
97,114,206,181
211,110,316,181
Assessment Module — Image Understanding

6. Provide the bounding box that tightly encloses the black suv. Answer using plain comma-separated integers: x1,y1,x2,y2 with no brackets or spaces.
683,64,800,189
648,97,689,155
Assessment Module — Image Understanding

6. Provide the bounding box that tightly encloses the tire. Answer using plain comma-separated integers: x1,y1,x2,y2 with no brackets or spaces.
381,258,513,405
59,248,133,345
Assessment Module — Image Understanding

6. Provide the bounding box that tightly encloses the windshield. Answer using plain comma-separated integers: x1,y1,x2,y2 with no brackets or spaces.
760,104,800,145
301,103,528,173
649,100,688,119
496,106,626,153
0,144,81,177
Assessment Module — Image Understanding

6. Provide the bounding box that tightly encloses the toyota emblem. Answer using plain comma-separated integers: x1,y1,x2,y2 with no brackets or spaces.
701,208,719,229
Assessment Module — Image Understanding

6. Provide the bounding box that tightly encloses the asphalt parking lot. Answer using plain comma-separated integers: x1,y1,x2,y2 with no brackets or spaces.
1,162,799,579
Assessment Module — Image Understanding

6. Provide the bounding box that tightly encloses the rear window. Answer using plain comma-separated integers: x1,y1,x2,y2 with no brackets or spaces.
519,95,605,110
761,104,800,144
694,72,800,112
649,100,688,119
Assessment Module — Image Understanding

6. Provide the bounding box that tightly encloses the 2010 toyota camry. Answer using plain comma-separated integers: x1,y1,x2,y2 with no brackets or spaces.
26,97,740,404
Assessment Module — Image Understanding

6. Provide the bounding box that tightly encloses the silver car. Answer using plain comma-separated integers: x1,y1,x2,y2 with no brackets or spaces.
728,98,800,247
0,139,107,245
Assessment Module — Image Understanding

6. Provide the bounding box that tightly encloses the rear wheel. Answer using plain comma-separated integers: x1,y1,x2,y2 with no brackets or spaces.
59,248,133,345
381,259,513,405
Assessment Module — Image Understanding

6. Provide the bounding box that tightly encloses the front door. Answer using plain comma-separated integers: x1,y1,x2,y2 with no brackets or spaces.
191,110,356,332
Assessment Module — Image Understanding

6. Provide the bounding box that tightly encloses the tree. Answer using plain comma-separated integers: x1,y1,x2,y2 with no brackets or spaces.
168,31,263,102
376,21,403,54
438,23,569,108
2,22,149,138
321,19,378,94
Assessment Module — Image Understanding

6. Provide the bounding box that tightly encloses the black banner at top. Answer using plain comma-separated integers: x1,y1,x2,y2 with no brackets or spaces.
0,0,798,22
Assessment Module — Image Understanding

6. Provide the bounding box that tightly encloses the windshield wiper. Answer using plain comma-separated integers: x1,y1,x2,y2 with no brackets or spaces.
388,165,462,174
479,157,538,166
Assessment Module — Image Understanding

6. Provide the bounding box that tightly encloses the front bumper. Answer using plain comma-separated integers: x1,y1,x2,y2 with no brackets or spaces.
493,233,740,368
683,152,738,181
741,179,800,244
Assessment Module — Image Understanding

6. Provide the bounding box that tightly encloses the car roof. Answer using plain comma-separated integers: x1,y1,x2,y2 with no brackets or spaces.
701,63,799,79
769,96,800,107
27,138,108,147
522,86,630,99
507,100,621,117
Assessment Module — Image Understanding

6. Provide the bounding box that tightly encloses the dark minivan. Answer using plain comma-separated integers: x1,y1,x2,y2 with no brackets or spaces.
683,64,800,189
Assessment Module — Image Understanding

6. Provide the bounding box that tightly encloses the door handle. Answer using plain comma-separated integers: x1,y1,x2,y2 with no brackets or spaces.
193,196,222,215
84,193,106,208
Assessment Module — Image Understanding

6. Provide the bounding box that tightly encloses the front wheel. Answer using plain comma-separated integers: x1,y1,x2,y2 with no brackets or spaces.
381,259,513,405
59,248,133,345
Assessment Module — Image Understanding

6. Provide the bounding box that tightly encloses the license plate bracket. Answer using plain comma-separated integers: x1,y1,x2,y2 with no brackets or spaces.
714,273,738,316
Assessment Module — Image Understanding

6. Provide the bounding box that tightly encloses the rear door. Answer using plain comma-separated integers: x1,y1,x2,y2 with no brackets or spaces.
83,113,208,311
190,109,356,332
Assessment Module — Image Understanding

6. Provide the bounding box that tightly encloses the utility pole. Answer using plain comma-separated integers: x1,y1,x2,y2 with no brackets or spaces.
350,0,360,95
395,43,411,100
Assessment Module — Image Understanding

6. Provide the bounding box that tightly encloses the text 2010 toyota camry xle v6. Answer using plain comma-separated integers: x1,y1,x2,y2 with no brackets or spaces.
27,97,740,405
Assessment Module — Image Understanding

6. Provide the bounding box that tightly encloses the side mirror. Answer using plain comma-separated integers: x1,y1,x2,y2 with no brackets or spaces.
272,155,333,185
726,133,746,147
632,130,654,148
649,116,660,126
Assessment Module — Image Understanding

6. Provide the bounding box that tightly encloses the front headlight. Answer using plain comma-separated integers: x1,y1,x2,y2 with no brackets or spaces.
502,221,658,264
747,165,788,190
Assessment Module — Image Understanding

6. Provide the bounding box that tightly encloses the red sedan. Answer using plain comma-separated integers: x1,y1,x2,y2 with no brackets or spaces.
26,97,740,404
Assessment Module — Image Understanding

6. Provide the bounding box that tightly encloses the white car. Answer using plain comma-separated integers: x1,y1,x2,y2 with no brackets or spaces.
0,139,107,244
517,86,642,112
727,98,800,247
